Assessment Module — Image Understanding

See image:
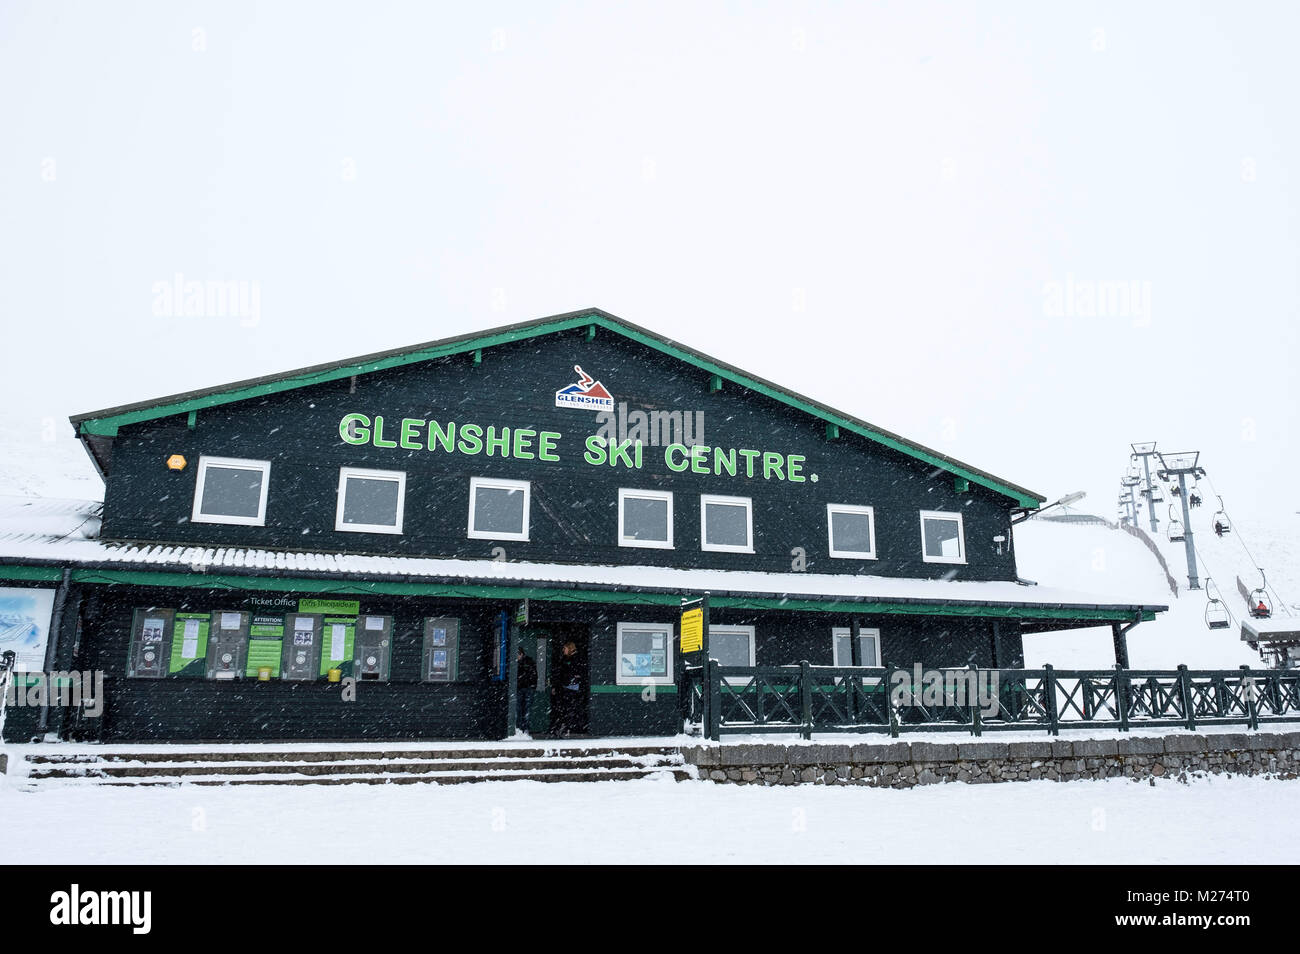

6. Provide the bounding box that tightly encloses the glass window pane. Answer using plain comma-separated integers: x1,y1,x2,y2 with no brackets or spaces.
831,510,872,553
474,486,525,534
623,495,668,541
711,630,751,667
200,466,264,518
618,628,668,678
342,476,400,527
924,517,962,557
705,502,748,547
834,634,878,665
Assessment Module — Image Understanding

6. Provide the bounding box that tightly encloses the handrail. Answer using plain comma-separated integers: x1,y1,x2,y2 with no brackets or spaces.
680,662,1293,740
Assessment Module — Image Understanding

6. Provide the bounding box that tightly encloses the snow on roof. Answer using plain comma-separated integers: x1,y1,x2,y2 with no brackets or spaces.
0,495,1164,611
1241,616,1300,641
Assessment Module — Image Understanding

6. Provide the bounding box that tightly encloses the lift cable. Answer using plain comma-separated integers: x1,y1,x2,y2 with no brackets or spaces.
1201,472,1294,617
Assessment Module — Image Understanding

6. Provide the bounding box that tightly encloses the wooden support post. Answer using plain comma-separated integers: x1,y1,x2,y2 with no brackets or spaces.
1111,622,1130,669
1115,664,1130,732
1177,664,1195,730
799,660,813,740
1044,664,1060,736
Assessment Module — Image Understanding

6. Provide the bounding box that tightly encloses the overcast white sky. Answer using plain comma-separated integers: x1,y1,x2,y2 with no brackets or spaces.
1,1,1296,524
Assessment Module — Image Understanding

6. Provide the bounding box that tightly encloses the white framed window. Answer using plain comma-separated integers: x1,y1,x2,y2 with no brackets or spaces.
191,455,271,526
920,510,966,564
831,627,882,667
615,622,674,685
617,488,674,549
700,494,753,553
335,466,406,534
709,624,756,683
826,504,877,559
468,477,531,541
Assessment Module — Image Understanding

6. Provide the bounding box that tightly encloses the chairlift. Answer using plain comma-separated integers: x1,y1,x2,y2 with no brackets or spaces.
1212,496,1231,536
1167,505,1185,543
1204,579,1230,630
1170,483,1182,498
1249,569,1273,619
1188,478,1202,508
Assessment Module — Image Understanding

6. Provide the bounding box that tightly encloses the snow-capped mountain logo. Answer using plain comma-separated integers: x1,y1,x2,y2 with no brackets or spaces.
555,365,615,411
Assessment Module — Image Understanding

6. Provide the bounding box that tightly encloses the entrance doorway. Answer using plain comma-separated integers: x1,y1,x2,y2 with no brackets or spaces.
521,623,589,737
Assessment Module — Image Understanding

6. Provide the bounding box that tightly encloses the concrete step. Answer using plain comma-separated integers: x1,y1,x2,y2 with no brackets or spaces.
30,754,682,779
21,765,694,788
24,744,680,765
13,743,692,788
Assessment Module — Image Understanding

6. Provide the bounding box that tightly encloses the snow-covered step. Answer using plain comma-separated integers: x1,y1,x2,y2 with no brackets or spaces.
21,765,693,788
10,744,692,788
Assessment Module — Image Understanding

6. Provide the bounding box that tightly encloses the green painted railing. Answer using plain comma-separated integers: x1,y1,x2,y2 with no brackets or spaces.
680,662,1300,741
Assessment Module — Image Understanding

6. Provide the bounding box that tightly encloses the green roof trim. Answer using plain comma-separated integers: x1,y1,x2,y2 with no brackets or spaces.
0,564,1153,622
70,309,1045,506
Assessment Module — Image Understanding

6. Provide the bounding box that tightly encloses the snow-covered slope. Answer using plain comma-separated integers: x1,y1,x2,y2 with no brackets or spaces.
1016,507,1298,670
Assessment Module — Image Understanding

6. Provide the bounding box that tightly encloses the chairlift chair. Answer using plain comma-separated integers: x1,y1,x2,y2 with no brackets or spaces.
1203,580,1230,630
1204,601,1230,630
1212,496,1231,536
1249,570,1273,619
1167,505,1185,543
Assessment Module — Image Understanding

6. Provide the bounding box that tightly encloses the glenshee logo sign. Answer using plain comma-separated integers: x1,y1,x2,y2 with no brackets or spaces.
555,365,614,411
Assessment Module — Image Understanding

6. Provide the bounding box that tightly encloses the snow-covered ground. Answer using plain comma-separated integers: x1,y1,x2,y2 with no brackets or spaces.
0,772,1293,864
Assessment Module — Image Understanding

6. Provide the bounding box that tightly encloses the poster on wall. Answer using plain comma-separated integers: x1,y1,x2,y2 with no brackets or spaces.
0,587,56,672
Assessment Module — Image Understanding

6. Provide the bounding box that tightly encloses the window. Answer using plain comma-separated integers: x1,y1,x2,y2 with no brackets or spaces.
827,504,877,559
335,467,406,534
618,488,673,549
191,456,271,526
920,510,966,564
468,477,530,541
700,494,753,553
616,622,674,685
709,624,756,682
831,627,882,667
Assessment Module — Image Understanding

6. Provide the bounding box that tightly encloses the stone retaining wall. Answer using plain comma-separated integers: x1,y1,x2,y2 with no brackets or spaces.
682,731,1300,787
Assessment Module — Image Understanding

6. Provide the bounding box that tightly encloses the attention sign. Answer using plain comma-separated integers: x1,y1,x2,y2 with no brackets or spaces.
680,607,703,654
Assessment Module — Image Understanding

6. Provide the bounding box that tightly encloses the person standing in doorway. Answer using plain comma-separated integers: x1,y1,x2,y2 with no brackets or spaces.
516,647,538,735
551,640,582,737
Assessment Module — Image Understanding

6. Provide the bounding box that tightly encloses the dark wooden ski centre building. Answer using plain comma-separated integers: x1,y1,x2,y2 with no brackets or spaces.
0,309,1166,742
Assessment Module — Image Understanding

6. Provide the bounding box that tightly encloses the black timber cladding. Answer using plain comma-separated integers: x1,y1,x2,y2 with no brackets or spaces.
98,325,1023,581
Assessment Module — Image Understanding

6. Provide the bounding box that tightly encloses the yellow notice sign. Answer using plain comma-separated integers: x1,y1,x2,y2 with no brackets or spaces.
680,607,704,653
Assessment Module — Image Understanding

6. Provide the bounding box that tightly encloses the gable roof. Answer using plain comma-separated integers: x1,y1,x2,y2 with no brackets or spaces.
69,307,1045,507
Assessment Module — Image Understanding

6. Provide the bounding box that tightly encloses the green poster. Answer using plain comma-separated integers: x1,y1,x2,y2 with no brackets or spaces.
246,614,285,678
319,616,356,677
169,612,209,676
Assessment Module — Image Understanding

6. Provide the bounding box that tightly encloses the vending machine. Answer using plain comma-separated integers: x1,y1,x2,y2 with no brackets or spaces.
282,613,323,681
354,615,392,681
205,610,250,680
127,608,175,679
422,617,460,682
